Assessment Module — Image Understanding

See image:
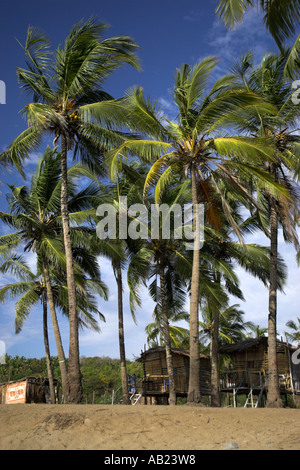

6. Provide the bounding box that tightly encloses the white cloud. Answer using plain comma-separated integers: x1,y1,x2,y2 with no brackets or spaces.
207,9,276,68
157,96,178,123
23,152,41,168
183,12,201,23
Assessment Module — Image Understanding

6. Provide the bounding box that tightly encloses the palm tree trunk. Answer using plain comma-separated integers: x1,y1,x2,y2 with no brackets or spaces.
115,261,130,405
266,199,283,407
187,166,202,404
60,133,82,404
210,273,221,407
210,307,220,407
159,262,177,405
42,290,56,404
42,259,69,401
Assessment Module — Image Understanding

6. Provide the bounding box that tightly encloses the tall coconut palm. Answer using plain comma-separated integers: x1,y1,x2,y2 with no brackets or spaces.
1,18,140,403
197,234,285,405
108,60,288,403
228,52,300,407
200,184,288,406
0,148,107,401
112,257,130,404
128,244,186,406
94,162,148,405
113,166,148,405
127,181,192,405
0,253,107,403
0,254,56,402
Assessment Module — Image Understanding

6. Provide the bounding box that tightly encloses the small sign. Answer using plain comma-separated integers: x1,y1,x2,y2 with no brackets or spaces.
6,381,27,404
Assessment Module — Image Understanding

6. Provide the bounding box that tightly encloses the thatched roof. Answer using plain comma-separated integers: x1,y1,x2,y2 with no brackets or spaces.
219,337,296,354
137,346,208,362
0,376,58,386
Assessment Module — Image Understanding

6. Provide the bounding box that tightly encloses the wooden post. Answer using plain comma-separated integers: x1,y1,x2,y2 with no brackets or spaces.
285,335,296,407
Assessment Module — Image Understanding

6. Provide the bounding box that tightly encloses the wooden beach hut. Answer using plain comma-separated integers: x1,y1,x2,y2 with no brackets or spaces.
219,337,300,407
0,376,59,404
136,346,211,404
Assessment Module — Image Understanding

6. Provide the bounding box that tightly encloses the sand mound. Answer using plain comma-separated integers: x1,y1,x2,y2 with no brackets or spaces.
0,404,299,450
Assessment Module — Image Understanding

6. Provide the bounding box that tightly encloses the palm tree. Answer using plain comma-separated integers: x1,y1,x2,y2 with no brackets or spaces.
112,257,131,404
198,230,285,406
108,60,285,403
146,309,190,349
285,318,300,345
0,254,56,402
113,167,148,406
0,252,107,403
127,182,192,405
229,52,300,407
0,148,107,401
200,302,250,345
247,324,268,338
129,246,184,406
215,0,300,78
1,18,140,403
94,163,148,405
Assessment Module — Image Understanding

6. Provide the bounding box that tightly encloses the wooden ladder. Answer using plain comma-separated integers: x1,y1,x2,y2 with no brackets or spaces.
130,392,143,405
244,373,265,408
244,388,255,407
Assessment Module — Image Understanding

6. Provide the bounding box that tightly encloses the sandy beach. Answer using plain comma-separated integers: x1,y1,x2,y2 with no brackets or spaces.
0,404,299,451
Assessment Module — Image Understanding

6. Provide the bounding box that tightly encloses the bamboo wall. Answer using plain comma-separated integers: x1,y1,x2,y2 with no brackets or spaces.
143,350,189,395
199,358,211,394
225,342,292,390
141,349,211,396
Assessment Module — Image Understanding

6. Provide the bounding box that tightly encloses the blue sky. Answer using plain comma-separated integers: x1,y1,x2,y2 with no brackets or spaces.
0,0,299,360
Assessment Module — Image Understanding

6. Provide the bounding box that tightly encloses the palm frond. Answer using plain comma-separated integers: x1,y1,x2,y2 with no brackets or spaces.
107,140,172,180
15,287,40,333
1,126,43,177
283,34,300,81
210,135,275,160
0,254,36,281
175,57,219,113
215,0,253,29
39,236,66,268
263,0,300,50
78,98,132,129
127,247,152,314
16,26,54,103
0,281,37,303
0,232,23,256
143,154,175,201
